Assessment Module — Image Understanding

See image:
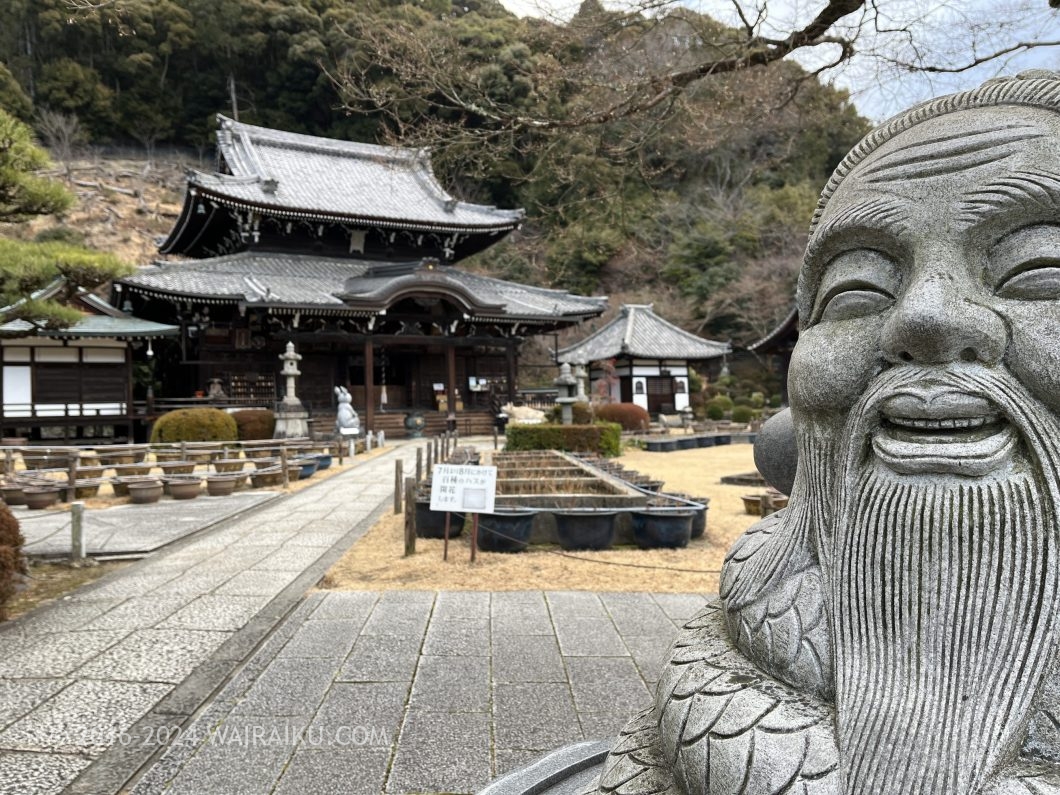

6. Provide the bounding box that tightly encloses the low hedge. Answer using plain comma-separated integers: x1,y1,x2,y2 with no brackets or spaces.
505,422,622,457
231,408,276,440
0,501,26,621
595,402,650,431
150,407,239,443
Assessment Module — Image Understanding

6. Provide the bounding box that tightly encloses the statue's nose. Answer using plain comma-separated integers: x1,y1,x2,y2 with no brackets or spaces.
880,271,1007,366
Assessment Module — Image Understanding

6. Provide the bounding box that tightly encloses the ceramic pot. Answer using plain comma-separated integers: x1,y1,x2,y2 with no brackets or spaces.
72,479,104,499
166,477,201,500
1,484,26,506
249,469,283,488
112,476,155,497
553,510,617,550
296,458,318,479
478,511,535,553
213,459,245,473
158,461,195,475
252,458,279,470
206,476,238,496
314,454,332,471
631,509,694,549
128,480,163,504
23,487,61,510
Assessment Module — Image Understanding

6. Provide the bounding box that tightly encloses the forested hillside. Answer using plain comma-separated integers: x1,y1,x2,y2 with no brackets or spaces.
0,0,870,344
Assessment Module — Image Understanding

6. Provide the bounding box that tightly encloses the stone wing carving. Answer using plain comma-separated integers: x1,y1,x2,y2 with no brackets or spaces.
720,510,832,699
596,605,840,795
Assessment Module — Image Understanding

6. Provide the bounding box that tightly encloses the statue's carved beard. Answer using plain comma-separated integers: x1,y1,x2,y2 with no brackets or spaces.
825,365,1060,794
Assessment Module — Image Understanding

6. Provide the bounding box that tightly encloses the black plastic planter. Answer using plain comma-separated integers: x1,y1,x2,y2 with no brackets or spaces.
689,499,709,539
631,509,694,549
479,510,536,553
553,510,617,550
677,436,698,450
415,501,462,539
697,435,715,448
659,439,679,453
714,435,732,446
645,440,666,453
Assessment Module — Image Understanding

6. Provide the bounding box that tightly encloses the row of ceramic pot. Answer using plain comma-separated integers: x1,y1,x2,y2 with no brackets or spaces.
413,503,709,553
642,435,734,453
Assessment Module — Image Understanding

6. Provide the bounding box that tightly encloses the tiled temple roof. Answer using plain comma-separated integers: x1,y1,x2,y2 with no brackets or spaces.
558,304,729,362
174,116,522,233
121,253,606,324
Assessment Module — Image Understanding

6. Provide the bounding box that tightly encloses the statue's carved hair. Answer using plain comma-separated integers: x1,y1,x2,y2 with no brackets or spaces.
798,70,1060,323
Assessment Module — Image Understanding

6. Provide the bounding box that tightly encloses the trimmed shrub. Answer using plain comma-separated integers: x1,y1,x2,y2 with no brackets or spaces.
731,405,755,424
0,501,26,621
546,401,593,425
150,408,239,443
231,409,276,440
749,392,766,409
595,403,650,431
769,393,783,408
505,422,622,457
711,395,734,412
706,402,726,421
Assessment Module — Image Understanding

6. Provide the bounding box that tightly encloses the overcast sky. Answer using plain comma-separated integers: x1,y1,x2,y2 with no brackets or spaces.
497,0,1060,122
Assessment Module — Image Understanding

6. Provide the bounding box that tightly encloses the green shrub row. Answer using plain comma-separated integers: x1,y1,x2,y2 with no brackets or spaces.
231,409,275,441
150,407,239,443
595,402,650,431
0,501,26,621
505,423,622,457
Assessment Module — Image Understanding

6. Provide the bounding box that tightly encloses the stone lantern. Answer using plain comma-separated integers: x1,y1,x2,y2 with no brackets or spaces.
274,341,309,438
553,362,578,426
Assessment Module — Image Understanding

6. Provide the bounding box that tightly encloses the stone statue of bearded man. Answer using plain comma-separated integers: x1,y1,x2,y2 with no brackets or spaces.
596,71,1060,795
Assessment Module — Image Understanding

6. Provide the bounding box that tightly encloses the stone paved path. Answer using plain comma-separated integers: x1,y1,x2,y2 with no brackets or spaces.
17,492,277,557
0,444,420,795
0,441,712,795
128,590,708,795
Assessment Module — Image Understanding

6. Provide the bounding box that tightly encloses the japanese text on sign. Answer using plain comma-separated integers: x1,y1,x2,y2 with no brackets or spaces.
429,464,497,514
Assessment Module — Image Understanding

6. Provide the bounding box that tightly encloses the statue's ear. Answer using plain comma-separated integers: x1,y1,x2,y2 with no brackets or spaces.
754,408,798,496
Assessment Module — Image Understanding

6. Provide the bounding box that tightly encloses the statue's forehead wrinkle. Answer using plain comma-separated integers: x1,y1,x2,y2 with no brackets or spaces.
854,125,1044,185
956,169,1060,226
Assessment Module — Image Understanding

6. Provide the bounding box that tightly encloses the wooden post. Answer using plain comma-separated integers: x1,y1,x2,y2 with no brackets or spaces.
180,441,187,461
364,340,375,439
66,453,78,503
470,513,479,564
70,501,85,561
280,445,289,488
445,343,457,434
493,425,498,450
394,459,403,514
415,448,423,484
505,341,518,405
337,435,344,466
403,477,416,556
426,442,433,478
443,511,451,561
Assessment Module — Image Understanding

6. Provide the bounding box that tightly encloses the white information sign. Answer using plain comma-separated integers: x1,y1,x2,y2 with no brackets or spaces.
429,464,498,515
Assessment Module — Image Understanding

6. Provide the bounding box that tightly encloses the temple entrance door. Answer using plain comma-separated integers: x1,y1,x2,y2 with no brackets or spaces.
645,377,675,415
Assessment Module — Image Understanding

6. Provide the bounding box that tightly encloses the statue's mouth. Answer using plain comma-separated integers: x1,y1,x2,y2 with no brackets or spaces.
871,390,1018,476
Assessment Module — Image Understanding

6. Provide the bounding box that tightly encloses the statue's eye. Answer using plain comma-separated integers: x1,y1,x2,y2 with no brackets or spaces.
996,263,1060,300
818,287,894,322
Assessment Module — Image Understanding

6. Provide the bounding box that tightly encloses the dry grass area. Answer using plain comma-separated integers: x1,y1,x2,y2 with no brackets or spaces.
320,443,766,594
5,560,129,621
